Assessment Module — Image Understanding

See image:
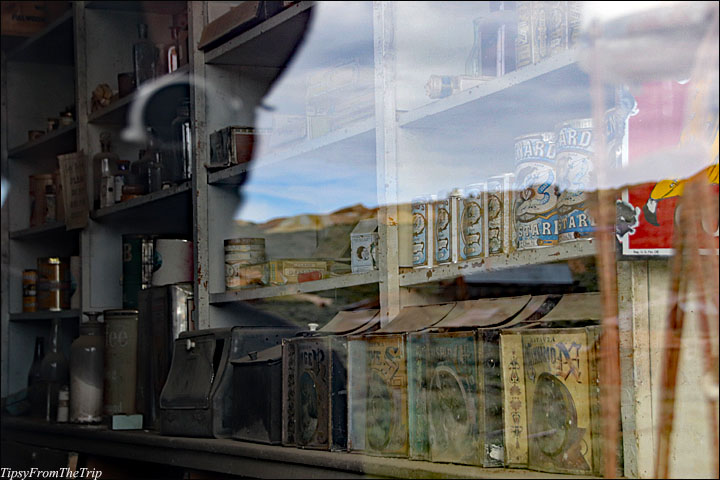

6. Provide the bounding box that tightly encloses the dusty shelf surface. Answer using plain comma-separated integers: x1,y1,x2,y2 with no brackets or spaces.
2,417,600,479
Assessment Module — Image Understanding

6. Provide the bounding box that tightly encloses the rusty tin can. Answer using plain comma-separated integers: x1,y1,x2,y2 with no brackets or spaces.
555,118,595,243
513,132,559,249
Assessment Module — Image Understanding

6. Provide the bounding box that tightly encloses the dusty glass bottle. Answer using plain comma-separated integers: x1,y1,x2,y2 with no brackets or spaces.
133,23,157,87
27,336,45,417
70,312,105,424
39,318,69,422
92,132,120,210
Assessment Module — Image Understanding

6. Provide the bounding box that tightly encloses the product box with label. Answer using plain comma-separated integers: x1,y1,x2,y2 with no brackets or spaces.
350,218,378,273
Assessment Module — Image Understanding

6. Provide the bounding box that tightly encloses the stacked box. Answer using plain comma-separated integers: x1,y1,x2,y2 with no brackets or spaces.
347,304,456,457
282,310,379,451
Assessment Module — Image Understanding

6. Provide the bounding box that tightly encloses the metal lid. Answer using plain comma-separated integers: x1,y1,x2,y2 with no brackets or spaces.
433,295,531,329
536,292,602,323
376,303,456,334
319,309,379,335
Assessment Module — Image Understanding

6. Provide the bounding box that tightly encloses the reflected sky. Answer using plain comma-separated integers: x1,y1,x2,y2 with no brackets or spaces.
233,1,718,234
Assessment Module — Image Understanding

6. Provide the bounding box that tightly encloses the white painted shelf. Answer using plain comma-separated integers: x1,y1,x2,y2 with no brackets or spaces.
209,270,380,304
400,240,596,287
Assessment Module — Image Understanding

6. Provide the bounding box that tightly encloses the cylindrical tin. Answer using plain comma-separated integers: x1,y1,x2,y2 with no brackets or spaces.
515,1,534,68
411,196,434,268
152,239,193,287
29,174,54,227
104,309,139,415
555,118,595,243
225,238,266,290
434,192,456,264
22,269,38,313
36,257,71,311
545,1,568,57
486,173,515,255
513,132,559,250
122,234,156,309
458,184,485,261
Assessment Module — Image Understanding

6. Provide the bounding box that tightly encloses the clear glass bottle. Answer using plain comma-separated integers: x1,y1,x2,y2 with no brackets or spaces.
70,312,105,424
93,132,120,210
170,99,193,182
39,318,69,422
133,23,157,87
27,336,45,417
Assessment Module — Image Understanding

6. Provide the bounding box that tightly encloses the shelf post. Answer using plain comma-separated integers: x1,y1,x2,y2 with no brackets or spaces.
190,1,210,329
373,1,400,327
1,50,9,397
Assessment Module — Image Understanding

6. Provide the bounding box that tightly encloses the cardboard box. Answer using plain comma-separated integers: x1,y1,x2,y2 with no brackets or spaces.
1,2,48,37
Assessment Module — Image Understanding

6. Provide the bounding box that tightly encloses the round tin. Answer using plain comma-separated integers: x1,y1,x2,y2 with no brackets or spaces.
152,239,193,287
36,257,71,311
411,196,433,267
513,132,559,250
434,191,454,264
486,173,515,255
103,309,139,415
459,184,485,260
555,118,595,243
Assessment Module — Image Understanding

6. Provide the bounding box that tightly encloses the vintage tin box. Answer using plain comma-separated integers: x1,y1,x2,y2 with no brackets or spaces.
411,196,434,268
350,219,378,273
435,191,461,264
513,132,559,250
281,309,379,451
406,295,541,466
208,126,267,168
458,183,486,261
555,118,596,243
160,325,301,438
485,173,515,255
500,325,602,475
347,303,455,458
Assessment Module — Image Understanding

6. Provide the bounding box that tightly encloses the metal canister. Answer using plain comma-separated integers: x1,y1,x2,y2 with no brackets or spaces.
224,238,266,290
29,174,54,227
555,118,595,242
122,234,156,309
567,1,582,47
22,269,38,313
152,239,193,287
544,1,568,57
513,132,559,249
411,196,434,268
486,173,515,255
36,257,71,311
104,309,139,415
515,1,534,68
458,184,485,261
434,191,457,265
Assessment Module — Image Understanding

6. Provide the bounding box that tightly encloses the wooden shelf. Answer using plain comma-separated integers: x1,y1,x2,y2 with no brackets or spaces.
85,1,187,15
88,65,190,125
398,49,587,130
9,310,81,322
1,417,596,479
204,1,314,67
91,180,191,220
9,222,71,240
210,271,380,304
6,10,75,66
207,117,374,185
399,241,596,287
7,124,77,159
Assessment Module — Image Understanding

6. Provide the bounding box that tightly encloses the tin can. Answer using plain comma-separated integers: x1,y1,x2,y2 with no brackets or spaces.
567,1,582,47
225,238,267,290
544,1,568,57
516,1,534,68
458,184,486,261
555,118,595,242
513,132,559,249
36,257,71,311
104,309,139,415
435,191,459,264
122,234,156,309
532,1,550,63
22,269,38,312
44,185,57,223
152,239,193,286
411,196,434,268
486,174,515,255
